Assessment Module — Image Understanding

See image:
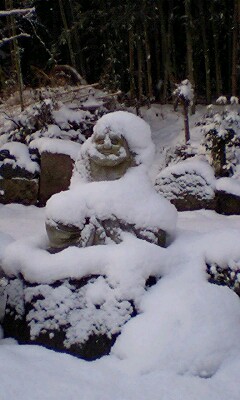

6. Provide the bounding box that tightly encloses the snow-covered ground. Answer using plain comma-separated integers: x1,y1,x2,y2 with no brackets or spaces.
1,105,240,400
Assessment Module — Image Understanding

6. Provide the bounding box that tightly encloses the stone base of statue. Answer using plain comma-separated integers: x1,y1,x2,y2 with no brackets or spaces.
3,274,137,360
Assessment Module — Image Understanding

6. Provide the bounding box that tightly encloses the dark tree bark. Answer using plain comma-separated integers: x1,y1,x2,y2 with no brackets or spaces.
231,0,240,96
58,0,76,70
137,32,143,100
210,1,223,97
159,0,170,102
6,0,24,110
128,26,135,99
184,0,195,113
144,21,153,99
198,0,211,103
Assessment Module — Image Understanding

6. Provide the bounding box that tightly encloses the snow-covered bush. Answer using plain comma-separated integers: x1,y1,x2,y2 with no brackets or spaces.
207,262,240,296
0,99,100,147
0,142,39,178
0,86,122,150
197,99,240,177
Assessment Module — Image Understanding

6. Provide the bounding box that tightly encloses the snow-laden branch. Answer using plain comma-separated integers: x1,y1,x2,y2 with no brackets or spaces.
0,33,30,46
0,7,35,18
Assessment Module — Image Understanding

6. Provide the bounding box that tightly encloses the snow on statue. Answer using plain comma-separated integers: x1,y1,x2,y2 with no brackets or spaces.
46,111,177,251
2,111,177,360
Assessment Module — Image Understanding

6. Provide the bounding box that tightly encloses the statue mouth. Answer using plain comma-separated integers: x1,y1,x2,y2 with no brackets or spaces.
97,147,119,155
90,153,128,166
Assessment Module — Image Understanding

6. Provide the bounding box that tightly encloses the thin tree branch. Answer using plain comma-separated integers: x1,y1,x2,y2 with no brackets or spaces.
0,8,35,17
0,33,30,47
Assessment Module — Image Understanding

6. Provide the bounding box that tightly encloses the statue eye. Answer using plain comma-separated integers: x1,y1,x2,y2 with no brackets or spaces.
111,137,120,145
95,136,105,144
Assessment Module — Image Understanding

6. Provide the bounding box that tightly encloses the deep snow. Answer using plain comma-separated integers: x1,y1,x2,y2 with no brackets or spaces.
1,105,240,399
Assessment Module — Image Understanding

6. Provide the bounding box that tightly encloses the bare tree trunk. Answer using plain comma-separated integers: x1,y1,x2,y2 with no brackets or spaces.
5,0,14,72
198,0,211,103
184,0,195,113
168,0,176,81
159,0,170,102
58,0,76,70
137,34,143,101
144,22,153,99
154,24,161,87
210,2,223,97
68,0,86,78
231,0,239,96
128,27,135,99
7,0,24,111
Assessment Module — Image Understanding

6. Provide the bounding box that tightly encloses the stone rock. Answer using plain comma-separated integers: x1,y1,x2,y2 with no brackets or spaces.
215,190,240,215
0,178,38,205
3,275,136,360
155,159,216,211
39,152,74,206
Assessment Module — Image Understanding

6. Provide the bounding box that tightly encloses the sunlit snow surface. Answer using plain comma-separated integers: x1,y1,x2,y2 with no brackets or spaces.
1,106,240,399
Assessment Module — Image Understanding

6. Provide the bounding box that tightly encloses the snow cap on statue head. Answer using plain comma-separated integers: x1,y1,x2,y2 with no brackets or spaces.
92,111,155,167
71,111,155,186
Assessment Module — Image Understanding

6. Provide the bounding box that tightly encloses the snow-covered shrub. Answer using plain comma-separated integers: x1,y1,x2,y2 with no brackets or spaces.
0,86,122,151
0,142,39,178
163,143,198,168
207,262,240,297
155,157,216,211
197,100,240,177
0,99,97,146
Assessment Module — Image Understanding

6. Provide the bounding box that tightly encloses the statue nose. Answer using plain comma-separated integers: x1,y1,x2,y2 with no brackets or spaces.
103,137,112,149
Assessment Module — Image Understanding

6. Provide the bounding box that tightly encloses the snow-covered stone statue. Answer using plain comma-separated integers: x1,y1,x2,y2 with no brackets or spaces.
2,111,177,360
46,111,176,251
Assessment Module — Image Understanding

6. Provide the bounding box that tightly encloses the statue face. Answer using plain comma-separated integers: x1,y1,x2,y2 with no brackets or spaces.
89,129,132,167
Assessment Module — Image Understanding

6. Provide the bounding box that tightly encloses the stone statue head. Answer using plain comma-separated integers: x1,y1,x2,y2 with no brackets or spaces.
71,111,155,185
87,127,135,181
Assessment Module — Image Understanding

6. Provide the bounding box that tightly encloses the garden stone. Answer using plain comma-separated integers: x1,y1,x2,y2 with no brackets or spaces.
0,178,38,205
39,152,74,206
155,159,216,211
215,190,240,215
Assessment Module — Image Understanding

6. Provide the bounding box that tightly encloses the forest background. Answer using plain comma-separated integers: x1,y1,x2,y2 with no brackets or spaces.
0,0,239,106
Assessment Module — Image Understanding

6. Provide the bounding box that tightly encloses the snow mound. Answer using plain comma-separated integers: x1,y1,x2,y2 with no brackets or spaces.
0,231,14,264
29,138,81,160
156,158,216,186
216,177,240,197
